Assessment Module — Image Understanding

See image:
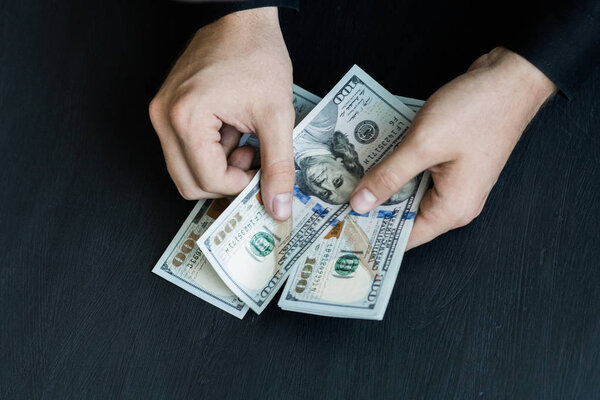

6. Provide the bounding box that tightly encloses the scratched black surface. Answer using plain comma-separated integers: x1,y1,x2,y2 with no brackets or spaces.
1,1,599,399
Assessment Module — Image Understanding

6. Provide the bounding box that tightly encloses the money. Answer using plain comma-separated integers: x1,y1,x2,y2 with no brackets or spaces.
152,85,321,318
278,117,428,320
395,96,425,112
154,75,427,319
152,198,249,319
198,65,429,315
239,90,424,163
278,96,428,320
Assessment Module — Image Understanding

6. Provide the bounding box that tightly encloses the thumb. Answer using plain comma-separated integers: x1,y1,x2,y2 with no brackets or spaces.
350,131,435,214
256,104,296,221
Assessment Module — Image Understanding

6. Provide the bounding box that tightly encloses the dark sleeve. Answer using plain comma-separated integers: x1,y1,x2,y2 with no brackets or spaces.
213,0,299,13
504,0,600,99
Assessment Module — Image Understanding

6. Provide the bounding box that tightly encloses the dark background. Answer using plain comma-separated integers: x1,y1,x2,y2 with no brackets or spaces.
1,1,599,398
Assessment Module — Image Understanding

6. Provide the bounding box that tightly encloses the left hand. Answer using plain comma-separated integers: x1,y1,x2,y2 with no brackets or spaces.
349,47,556,250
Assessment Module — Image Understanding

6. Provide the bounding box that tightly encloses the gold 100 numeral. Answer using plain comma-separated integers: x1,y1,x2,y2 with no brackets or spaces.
171,231,200,267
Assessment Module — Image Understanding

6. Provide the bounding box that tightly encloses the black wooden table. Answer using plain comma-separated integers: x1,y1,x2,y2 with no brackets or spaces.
2,1,599,398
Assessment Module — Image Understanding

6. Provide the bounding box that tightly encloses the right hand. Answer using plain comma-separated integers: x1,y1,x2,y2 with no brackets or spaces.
349,47,556,250
149,7,296,221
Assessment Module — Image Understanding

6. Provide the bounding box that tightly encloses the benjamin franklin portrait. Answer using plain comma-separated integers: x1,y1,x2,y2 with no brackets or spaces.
294,101,417,205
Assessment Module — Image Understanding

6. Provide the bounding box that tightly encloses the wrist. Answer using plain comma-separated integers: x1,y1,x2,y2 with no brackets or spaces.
205,6,283,58
219,7,279,31
486,47,557,107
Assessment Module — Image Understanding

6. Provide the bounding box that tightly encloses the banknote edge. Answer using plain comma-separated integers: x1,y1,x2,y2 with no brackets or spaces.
152,200,249,319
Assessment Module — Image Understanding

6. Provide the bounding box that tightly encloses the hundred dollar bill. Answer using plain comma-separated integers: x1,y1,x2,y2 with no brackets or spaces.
198,65,426,314
152,198,249,318
278,108,429,320
238,89,424,157
152,84,322,318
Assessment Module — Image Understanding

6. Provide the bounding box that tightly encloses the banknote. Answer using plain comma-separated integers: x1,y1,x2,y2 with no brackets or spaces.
239,90,424,157
152,85,322,318
152,198,249,319
278,108,429,320
198,65,428,314
395,95,425,112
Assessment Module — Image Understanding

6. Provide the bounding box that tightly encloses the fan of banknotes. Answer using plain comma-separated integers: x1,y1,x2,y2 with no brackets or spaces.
153,65,430,320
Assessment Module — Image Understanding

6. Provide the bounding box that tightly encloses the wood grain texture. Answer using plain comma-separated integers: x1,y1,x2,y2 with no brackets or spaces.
1,1,599,399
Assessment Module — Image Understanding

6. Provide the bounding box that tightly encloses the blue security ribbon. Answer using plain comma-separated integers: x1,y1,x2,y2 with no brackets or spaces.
312,203,329,217
377,210,395,219
294,185,311,204
403,211,416,220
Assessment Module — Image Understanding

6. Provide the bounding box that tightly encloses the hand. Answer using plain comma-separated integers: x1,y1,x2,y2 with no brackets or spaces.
149,7,296,221
349,47,556,250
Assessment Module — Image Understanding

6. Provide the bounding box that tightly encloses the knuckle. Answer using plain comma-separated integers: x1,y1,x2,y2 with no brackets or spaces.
371,167,405,195
454,214,473,228
259,101,295,124
417,201,444,226
262,160,295,182
198,179,217,192
168,93,194,132
177,185,202,200
148,96,162,121
196,178,219,194
454,203,482,228
149,96,166,135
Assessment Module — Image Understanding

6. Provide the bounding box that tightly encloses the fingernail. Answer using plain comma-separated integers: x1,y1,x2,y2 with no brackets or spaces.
351,188,377,214
273,193,292,220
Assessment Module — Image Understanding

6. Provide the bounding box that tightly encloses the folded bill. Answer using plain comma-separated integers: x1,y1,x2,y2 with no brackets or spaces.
198,65,429,315
152,198,249,319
